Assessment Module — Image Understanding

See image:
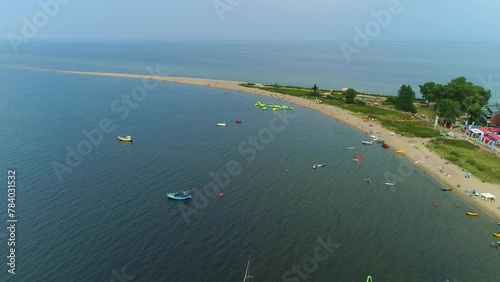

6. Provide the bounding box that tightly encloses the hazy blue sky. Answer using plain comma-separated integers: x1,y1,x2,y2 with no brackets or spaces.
1,0,499,41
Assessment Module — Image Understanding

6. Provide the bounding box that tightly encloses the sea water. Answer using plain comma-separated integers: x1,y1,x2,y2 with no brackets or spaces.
1,40,500,102
0,42,499,281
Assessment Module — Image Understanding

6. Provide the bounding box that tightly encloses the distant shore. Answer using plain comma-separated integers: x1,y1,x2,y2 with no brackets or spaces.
22,66,500,221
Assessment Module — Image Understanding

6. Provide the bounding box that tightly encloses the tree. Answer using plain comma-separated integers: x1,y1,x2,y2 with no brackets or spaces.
436,99,462,123
419,82,436,107
419,82,445,107
444,76,491,120
418,76,491,123
345,88,356,104
395,85,417,113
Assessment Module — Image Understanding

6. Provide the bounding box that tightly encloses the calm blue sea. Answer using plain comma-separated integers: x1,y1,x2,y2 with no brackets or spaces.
0,42,500,281
1,40,500,103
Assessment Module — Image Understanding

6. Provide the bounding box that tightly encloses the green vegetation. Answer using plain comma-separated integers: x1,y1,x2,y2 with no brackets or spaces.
416,104,437,117
345,88,356,104
419,77,491,123
395,85,417,113
239,82,257,88
427,138,500,184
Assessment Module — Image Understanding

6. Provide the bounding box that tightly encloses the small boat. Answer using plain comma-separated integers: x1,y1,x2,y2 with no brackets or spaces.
382,143,389,149
385,182,395,186
313,164,326,169
363,178,372,183
442,187,452,191
466,211,479,216
217,122,227,127
414,160,425,164
376,139,385,143
493,233,500,238
362,140,373,145
347,147,356,150
236,120,242,123
371,137,379,141
396,149,407,153
166,189,192,200
118,135,133,142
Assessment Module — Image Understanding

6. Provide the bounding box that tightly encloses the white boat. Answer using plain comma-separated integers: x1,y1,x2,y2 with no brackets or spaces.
363,178,372,183
217,122,227,127
361,140,373,145
385,182,395,186
347,147,356,150
117,135,132,142
243,255,253,282
415,160,425,164
312,164,326,169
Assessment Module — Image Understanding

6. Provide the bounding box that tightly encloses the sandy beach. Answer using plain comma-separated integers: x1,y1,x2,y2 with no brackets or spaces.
26,67,500,221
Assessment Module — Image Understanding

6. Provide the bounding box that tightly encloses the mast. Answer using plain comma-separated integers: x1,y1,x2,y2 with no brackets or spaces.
243,255,253,282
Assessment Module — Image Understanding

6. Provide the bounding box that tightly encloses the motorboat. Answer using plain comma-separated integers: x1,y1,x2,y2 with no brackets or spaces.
118,135,133,142
466,211,479,216
362,141,373,145
166,190,192,200
442,187,452,191
313,164,326,169
217,122,227,127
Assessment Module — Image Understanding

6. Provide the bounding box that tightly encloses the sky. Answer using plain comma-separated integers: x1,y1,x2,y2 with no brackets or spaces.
1,0,500,42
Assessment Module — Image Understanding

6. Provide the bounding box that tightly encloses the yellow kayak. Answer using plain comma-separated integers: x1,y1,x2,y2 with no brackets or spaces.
396,150,407,153
493,233,500,238
466,211,479,216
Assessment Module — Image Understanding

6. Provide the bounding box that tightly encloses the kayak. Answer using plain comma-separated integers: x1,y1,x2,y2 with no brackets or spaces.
466,211,479,216
385,182,395,186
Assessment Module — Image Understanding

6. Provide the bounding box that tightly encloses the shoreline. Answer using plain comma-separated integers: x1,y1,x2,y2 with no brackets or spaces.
22,67,500,221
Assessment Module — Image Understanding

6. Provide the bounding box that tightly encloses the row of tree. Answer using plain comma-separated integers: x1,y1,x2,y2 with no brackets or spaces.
419,77,491,122
342,77,491,123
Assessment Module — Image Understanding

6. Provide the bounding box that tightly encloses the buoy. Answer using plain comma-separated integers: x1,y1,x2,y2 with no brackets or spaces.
219,192,224,197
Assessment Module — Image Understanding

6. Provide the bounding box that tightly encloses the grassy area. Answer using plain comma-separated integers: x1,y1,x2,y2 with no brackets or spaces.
427,138,500,184
416,104,437,117
239,83,440,138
